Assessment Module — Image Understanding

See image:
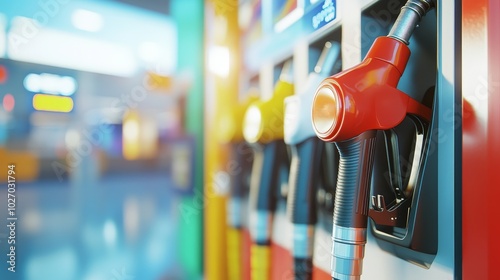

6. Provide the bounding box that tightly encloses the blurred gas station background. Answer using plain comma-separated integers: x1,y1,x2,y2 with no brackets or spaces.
0,1,204,279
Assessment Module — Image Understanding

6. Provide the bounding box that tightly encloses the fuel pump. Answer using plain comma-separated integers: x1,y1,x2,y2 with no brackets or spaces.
310,1,436,279
284,41,341,280
243,61,294,280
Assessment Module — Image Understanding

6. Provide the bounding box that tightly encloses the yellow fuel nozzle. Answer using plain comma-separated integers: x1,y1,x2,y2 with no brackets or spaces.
243,63,294,144
217,91,260,145
217,91,259,280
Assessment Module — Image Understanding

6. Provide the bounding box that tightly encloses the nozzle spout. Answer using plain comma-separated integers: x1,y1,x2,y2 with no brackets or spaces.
388,0,436,45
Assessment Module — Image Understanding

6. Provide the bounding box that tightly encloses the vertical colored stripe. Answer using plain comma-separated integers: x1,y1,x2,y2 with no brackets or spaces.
462,0,500,278
171,0,204,278
205,1,240,279
487,0,500,278
227,227,243,280
251,244,271,280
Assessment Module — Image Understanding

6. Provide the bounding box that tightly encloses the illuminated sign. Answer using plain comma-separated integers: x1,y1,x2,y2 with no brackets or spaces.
23,73,77,96
32,94,74,113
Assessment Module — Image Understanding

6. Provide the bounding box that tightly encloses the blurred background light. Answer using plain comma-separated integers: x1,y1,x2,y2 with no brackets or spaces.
140,117,159,158
8,20,138,77
122,111,158,160
32,93,74,112
22,209,43,234
24,73,77,95
208,46,230,77
2,93,15,112
59,76,77,96
103,219,118,248
65,129,81,150
122,111,140,160
71,9,104,32
124,197,140,242
0,65,7,83
138,41,162,63
23,73,41,92
0,13,5,58
2,0,177,77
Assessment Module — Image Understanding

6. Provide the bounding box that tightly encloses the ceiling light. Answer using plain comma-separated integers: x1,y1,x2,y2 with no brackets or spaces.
71,9,103,32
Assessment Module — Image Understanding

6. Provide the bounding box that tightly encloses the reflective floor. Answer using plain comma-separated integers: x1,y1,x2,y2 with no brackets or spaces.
0,170,192,280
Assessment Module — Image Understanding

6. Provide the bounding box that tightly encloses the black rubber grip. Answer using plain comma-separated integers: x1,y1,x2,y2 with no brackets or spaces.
287,137,324,224
333,130,377,228
251,140,289,212
294,257,313,280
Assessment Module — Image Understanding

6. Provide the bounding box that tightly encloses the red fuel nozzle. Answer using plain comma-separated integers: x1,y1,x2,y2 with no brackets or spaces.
312,36,431,142
311,36,433,280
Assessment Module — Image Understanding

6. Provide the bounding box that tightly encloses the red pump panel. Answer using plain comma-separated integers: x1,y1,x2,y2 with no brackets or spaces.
242,229,251,280
313,267,330,280
270,242,293,279
486,2,500,276
462,0,500,279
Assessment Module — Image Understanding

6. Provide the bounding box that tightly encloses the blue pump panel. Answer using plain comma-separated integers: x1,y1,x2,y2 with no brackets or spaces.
243,0,340,71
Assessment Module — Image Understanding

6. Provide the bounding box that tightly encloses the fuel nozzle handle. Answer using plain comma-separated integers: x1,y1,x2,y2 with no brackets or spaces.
288,139,323,224
283,41,340,280
331,131,377,280
287,138,323,280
